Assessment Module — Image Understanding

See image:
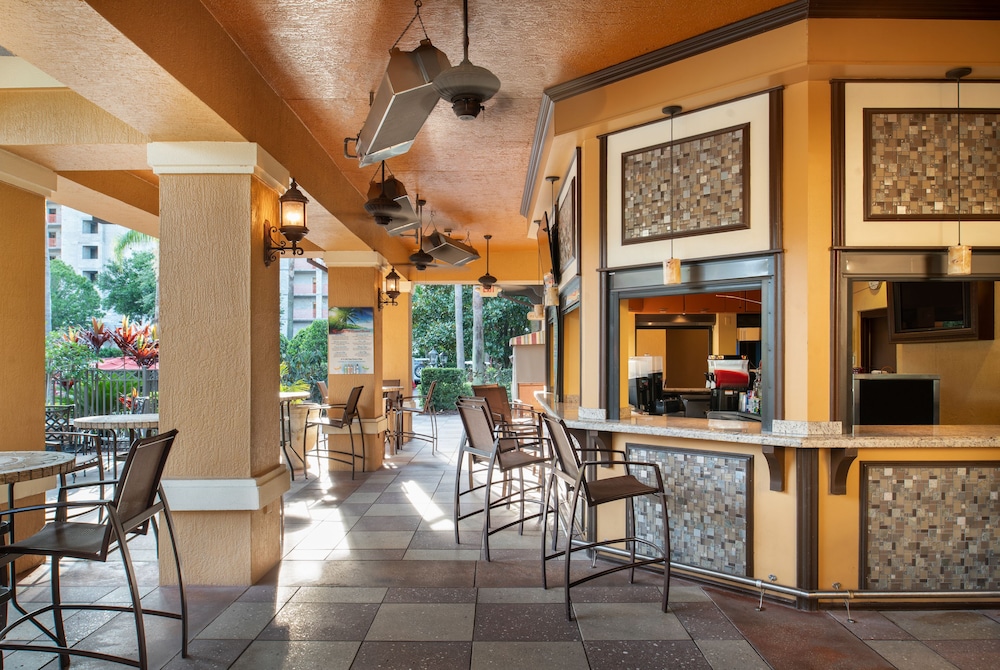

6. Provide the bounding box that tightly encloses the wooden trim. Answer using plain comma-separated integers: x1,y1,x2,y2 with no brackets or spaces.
599,136,608,270
831,81,847,248
796,449,819,610
769,89,784,252
519,95,555,218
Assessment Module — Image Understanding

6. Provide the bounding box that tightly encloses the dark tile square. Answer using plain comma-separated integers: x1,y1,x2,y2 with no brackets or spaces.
926,639,1000,670
385,587,478,603
474,603,581,642
670,601,743,640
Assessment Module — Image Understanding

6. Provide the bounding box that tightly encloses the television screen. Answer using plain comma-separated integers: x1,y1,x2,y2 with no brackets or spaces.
853,374,939,425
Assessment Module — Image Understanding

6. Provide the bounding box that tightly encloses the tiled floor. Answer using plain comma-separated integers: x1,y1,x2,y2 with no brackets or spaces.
4,413,999,669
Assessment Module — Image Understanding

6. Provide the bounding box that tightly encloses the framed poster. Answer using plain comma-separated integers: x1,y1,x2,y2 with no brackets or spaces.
328,307,374,374
556,148,581,283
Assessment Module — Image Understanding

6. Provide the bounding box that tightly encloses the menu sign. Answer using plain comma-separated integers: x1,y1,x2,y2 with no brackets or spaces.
328,307,374,375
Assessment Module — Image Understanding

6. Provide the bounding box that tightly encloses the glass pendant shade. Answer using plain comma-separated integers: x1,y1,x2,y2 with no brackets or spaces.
663,258,681,285
947,244,972,275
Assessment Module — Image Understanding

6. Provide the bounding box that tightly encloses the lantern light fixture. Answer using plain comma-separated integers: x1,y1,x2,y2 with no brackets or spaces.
264,177,310,266
378,267,402,310
432,0,500,120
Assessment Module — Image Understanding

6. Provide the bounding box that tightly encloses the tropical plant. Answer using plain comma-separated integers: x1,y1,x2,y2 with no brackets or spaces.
78,318,114,353
283,320,328,400
418,367,470,412
45,330,98,401
110,317,159,368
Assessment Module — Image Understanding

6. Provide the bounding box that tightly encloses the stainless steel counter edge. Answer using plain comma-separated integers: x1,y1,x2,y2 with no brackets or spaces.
535,394,1000,450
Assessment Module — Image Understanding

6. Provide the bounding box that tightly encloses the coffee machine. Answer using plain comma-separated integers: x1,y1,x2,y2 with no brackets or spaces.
628,355,663,414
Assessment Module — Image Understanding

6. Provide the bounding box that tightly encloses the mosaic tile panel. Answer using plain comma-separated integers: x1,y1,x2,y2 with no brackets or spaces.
862,462,1000,590
622,124,748,243
628,444,751,576
557,177,576,273
866,110,1000,218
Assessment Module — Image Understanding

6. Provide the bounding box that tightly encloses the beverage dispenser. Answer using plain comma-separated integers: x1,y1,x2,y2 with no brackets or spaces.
628,355,664,414
707,356,750,412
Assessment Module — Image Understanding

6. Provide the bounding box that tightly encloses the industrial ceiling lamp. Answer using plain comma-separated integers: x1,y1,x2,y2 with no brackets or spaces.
946,67,973,276
264,178,310,266
478,234,497,288
378,267,402,310
433,0,500,120
662,105,683,285
364,161,402,226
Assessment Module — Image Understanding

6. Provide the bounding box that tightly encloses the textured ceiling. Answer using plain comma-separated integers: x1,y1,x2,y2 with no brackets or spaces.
2,0,787,265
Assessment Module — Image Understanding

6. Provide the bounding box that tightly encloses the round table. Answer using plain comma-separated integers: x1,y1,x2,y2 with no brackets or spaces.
0,451,76,485
73,414,159,477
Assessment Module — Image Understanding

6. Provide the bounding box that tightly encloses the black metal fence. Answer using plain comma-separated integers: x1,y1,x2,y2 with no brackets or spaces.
46,368,159,417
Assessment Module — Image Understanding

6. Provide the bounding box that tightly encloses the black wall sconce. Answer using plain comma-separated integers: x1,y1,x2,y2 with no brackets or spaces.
264,178,310,266
378,267,402,310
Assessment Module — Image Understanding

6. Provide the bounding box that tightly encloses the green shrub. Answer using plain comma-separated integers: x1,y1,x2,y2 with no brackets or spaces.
419,367,468,412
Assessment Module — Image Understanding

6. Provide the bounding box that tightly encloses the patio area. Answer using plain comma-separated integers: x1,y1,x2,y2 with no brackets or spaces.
3,412,998,669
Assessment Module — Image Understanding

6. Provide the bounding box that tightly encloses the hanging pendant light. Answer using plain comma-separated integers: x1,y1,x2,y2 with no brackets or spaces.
662,105,683,285
433,0,500,120
409,199,435,270
364,161,402,226
946,67,973,276
479,234,497,288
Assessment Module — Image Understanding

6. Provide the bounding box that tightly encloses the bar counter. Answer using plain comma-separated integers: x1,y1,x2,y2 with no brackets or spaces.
535,393,1000,605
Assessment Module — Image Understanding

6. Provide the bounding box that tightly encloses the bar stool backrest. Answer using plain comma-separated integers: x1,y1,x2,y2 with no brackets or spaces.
457,398,496,454
542,414,587,500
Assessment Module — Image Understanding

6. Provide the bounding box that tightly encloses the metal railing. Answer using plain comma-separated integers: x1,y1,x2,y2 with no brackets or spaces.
46,368,158,417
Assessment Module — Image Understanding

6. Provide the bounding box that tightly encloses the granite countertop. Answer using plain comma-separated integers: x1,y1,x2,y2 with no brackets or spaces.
536,393,1000,450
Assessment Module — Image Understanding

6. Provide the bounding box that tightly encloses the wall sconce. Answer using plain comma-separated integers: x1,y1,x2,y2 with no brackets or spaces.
264,178,310,266
378,267,401,310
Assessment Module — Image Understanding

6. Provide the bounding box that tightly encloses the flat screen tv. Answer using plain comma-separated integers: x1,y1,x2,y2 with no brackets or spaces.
886,280,994,343
852,374,939,425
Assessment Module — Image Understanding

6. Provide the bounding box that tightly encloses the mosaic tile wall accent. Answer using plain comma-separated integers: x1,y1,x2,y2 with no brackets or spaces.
622,124,748,243
862,462,1000,590
628,444,751,576
866,110,1000,219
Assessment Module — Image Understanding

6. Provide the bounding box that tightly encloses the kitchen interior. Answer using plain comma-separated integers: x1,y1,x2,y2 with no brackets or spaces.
621,289,763,422
851,278,998,425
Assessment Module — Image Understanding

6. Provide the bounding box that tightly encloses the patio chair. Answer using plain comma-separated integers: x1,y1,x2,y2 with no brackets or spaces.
304,385,365,479
454,397,550,561
540,414,671,620
472,383,543,441
396,380,438,453
0,429,189,668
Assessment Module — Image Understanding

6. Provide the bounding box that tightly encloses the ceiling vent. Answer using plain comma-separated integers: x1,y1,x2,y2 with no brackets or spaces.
346,40,451,167
424,230,480,266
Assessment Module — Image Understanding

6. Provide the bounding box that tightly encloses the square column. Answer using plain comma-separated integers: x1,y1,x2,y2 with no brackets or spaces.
150,142,289,586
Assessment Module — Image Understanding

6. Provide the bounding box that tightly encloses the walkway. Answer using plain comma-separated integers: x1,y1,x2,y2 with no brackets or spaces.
4,413,998,668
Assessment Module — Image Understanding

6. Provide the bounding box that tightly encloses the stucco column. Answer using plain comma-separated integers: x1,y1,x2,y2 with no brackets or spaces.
0,152,57,540
149,142,289,586
323,252,387,473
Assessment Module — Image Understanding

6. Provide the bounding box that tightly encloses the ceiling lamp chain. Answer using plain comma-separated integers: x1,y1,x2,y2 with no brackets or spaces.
479,234,497,288
433,0,501,120
946,66,973,276
662,105,683,285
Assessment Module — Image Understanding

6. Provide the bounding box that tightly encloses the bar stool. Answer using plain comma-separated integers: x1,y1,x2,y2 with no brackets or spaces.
540,414,671,620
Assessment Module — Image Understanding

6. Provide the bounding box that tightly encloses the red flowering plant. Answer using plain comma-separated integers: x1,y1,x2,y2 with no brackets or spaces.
119,387,140,410
78,318,114,353
110,317,159,369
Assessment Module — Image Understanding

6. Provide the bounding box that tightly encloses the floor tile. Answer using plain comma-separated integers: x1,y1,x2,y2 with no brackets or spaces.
828,609,916,640
924,639,1000,670
473,603,581,642
229,640,359,670
365,603,476,641
670,601,744,640
384,587,478,603
471,641,589,669
881,611,1000,640
288,586,387,603
197,601,281,639
695,639,771,670
572,602,689,641
352,641,472,669
865,640,960,670
584,639,711,669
